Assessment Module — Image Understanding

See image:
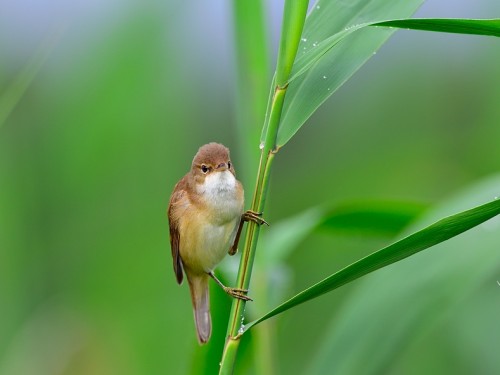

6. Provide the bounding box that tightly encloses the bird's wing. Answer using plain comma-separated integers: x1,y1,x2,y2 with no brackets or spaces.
168,177,188,285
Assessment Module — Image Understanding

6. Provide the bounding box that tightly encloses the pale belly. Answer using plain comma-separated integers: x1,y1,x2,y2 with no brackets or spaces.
178,169,243,274
180,216,239,274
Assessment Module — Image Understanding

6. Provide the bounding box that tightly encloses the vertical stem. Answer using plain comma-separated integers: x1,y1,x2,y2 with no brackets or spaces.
220,1,309,373
224,86,285,338
275,1,310,87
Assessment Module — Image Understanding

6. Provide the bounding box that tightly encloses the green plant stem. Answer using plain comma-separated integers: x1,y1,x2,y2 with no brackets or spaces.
223,86,284,338
219,1,308,373
230,2,274,372
275,0,311,86
218,87,279,375
219,66,287,375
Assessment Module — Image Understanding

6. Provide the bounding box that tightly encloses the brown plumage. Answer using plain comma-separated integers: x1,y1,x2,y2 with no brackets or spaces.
168,143,244,344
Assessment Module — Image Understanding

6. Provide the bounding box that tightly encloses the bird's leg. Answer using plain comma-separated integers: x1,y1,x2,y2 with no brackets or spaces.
229,210,269,256
208,271,252,301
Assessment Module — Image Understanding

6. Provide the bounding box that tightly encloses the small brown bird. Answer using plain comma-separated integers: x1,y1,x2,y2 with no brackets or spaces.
168,142,266,344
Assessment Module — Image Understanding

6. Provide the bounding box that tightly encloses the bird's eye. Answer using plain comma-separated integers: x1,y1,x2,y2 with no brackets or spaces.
201,165,209,174
228,161,232,169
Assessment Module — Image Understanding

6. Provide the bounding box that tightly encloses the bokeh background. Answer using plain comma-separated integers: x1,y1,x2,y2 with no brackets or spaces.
1,0,499,374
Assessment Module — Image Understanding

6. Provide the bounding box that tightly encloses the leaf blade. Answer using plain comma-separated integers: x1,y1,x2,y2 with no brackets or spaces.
244,198,500,331
277,16,500,147
275,0,425,147
307,175,500,374
373,18,500,37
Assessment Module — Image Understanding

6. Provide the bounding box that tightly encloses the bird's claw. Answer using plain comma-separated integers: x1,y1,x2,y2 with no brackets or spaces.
224,287,253,301
243,210,269,226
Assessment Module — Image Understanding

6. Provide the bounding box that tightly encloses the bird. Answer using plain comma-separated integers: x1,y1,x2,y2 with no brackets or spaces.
168,142,267,344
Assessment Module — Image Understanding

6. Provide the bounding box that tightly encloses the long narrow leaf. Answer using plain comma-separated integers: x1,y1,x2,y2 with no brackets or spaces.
307,175,500,374
290,18,500,86
373,18,500,37
277,17,500,147
274,0,426,148
243,198,500,331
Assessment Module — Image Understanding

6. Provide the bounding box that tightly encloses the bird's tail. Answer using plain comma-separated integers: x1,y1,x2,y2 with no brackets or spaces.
187,273,211,344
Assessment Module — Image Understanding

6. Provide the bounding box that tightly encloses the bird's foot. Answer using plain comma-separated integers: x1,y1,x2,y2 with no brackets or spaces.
242,210,269,226
223,286,253,301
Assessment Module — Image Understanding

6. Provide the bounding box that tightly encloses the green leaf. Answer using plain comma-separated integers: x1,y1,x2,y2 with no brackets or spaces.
275,0,425,147
307,175,500,374
250,201,424,315
243,196,500,331
373,18,500,37
276,13,500,147
289,19,500,88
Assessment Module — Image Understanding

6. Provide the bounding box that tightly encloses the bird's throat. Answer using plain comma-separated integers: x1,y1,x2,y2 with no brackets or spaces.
199,170,236,195
196,171,242,224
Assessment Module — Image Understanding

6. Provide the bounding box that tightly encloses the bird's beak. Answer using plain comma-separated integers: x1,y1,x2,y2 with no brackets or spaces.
215,163,228,171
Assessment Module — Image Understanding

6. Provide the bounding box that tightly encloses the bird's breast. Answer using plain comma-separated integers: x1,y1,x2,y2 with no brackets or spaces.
197,171,243,224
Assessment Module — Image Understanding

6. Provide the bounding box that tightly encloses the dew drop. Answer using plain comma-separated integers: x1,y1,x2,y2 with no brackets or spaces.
316,5,321,9
238,325,245,335
301,37,307,42
323,75,327,79
312,42,318,47
259,142,264,150
495,196,499,200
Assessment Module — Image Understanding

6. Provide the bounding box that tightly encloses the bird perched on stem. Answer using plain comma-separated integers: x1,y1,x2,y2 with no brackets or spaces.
168,142,267,344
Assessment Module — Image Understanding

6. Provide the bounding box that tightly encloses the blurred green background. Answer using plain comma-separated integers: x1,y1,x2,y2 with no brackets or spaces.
1,1,499,374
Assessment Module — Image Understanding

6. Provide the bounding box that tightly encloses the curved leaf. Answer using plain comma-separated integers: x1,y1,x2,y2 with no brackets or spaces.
275,0,425,147
277,14,500,147
289,18,500,87
243,196,500,331
374,18,500,37
307,175,500,374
